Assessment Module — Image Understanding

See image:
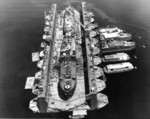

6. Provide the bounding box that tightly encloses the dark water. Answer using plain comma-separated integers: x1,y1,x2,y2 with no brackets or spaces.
0,0,150,118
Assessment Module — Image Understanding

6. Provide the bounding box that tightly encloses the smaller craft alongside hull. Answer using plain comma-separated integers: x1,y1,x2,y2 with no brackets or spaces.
101,41,136,53
104,62,134,74
99,27,123,33
99,27,132,41
102,52,130,63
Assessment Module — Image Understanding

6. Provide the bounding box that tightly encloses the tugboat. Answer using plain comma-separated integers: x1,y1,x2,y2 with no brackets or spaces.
58,7,77,100
104,62,134,74
102,52,130,63
101,40,136,53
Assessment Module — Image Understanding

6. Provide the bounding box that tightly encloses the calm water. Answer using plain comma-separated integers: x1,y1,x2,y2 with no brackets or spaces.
0,0,150,118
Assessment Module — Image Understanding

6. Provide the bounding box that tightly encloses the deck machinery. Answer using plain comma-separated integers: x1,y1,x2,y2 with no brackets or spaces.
25,2,108,119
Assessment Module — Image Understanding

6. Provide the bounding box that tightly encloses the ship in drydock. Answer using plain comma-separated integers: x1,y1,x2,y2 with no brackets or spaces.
58,7,80,100
58,37,77,100
25,2,136,119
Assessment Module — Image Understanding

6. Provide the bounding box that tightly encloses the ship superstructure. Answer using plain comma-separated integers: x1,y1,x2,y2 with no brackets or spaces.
101,40,136,53
25,2,136,119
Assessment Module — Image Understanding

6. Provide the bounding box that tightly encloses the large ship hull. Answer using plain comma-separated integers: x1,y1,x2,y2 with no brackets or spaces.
58,60,77,101
58,80,76,101
57,6,80,101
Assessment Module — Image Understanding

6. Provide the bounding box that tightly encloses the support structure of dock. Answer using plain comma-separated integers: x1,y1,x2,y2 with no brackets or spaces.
81,1,108,110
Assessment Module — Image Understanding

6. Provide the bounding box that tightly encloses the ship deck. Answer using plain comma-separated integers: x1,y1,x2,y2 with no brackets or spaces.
47,74,86,111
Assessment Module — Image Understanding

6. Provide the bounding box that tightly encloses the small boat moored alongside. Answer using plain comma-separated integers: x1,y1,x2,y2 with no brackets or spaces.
101,40,136,53
102,52,130,63
104,62,134,74
99,27,132,41
99,27,123,33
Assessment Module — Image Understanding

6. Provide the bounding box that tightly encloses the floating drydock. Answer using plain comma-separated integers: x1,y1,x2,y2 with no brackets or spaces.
25,2,136,118
25,2,108,119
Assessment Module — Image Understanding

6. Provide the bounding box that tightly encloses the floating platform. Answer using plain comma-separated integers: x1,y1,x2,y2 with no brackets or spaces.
25,2,135,119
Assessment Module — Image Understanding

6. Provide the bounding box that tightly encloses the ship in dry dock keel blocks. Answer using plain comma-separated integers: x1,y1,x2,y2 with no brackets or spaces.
25,2,136,119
